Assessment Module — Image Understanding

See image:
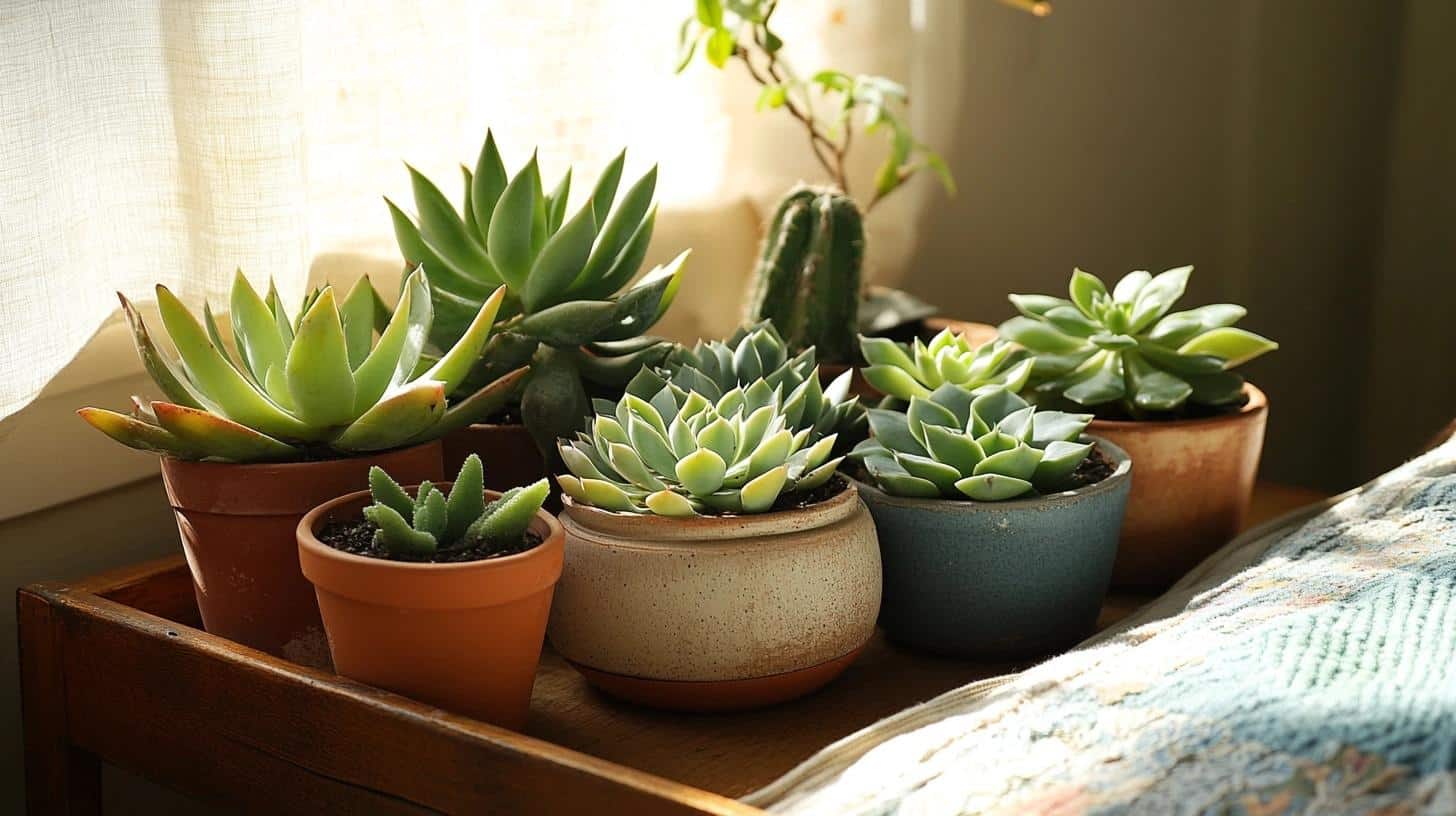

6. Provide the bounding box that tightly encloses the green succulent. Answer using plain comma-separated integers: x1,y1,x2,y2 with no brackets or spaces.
999,266,1278,416
364,454,548,558
621,321,859,442
387,129,688,451
851,385,1094,501
556,378,845,517
79,269,524,463
859,328,1033,404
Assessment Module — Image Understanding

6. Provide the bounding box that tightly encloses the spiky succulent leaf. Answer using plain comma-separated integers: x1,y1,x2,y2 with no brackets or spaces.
365,454,546,557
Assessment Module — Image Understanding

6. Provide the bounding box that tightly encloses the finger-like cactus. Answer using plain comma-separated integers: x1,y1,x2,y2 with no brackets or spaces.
859,328,1034,404
79,268,526,463
745,186,863,363
365,454,549,558
556,378,845,517
387,130,690,452
622,321,859,442
851,385,1094,501
999,266,1278,416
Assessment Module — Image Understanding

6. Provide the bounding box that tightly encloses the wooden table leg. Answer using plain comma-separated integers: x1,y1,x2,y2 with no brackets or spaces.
18,589,102,815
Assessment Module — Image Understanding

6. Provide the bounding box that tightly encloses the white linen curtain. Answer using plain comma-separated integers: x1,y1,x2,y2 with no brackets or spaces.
0,0,962,423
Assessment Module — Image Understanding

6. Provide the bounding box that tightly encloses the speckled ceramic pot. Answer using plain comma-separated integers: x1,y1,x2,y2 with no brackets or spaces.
1091,384,1267,590
858,437,1131,659
548,482,881,711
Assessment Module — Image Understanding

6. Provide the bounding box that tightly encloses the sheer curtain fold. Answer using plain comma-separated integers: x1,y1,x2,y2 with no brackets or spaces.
0,0,960,422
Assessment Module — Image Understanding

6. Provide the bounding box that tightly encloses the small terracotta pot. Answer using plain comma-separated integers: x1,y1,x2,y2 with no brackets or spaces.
1090,384,1269,590
160,442,442,662
298,486,563,730
548,483,881,712
443,423,547,492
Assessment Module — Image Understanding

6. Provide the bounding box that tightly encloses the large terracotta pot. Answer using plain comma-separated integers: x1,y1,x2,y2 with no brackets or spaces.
548,483,881,712
298,485,563,731
1091,384,1269,590
857,438,1131,659
443,423,547,492
160,441,443,662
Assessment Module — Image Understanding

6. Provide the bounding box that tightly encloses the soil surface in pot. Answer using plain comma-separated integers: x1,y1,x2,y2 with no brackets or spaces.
766,474,849,513
317,519,543,564
848,443,1116,495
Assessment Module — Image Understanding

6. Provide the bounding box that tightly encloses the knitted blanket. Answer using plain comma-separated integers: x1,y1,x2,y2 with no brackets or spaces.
748,436,1456,815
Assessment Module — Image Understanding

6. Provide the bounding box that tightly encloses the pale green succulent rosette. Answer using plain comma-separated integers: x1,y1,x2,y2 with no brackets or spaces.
387,130,689,452
858,328,1033,404
79,268,525,463
623,321,860,443
851,385,1095,501
556,378,845,517
363,453,548,559
999,266,1278,416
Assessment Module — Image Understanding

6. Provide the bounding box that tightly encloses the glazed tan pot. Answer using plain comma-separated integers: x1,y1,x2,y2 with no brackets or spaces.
1091,384,1269,589
443,423,547,492
160,441,442,662
298,485,563,731
549,483,882,711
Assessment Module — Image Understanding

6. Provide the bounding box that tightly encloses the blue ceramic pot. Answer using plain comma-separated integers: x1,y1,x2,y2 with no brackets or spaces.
857,437,1132,659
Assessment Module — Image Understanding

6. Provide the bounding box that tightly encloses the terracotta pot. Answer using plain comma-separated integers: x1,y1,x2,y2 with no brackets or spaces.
298,485,563,730
548,483,881,712
159,442,442,662
443,423,547,492
858,438,1131,659
1090,384,1269,590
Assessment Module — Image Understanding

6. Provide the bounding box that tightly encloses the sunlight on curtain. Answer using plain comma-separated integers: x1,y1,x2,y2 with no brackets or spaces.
0,0,961,423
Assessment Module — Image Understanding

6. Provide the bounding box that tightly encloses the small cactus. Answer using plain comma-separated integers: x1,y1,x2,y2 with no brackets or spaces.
745,186,864,363
364,454,548,558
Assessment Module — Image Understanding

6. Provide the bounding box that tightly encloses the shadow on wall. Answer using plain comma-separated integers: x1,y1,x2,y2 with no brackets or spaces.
906,0,1455,492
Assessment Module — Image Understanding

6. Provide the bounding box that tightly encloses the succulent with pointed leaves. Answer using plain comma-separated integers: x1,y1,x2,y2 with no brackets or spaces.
623,321,859,442
859,328,1033,405
387,130,689,452
78,268,526,463
852,385,1094,501
556,378,845,517
364,454,548,558
999,266,1278,416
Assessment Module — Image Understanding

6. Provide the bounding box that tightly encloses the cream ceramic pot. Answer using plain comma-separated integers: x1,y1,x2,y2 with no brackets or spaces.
548,482,881,711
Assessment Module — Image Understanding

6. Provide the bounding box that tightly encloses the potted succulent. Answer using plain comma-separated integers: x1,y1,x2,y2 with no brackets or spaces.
297,455,558,730
676,0,983,374
549,371,879,711
387,130,690,484
78,269,523,658
999,266,1278,588
849,375,1131,658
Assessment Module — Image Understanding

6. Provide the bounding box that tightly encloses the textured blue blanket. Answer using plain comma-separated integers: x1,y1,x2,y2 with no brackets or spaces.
753,438,1456,815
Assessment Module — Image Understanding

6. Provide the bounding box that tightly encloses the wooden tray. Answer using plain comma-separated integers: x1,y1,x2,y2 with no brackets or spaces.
18,484,1325,814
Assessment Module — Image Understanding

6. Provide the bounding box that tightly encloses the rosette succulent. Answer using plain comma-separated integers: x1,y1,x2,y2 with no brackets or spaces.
851,385,1094,501
556,379,844,517
364,454,549,558
387,130,688,451
859,328,1033,404
79,269,525,463
622,321,858,441
999,266,1278,416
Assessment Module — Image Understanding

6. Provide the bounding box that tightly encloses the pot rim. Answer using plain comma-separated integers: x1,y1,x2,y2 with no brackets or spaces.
560,477,861,541
852,434,1132,512
1087,383,1267,431
160,437,442,473
297,482,562,574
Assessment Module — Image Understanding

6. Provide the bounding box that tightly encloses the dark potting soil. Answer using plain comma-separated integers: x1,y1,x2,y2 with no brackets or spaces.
317,519,542,564
766,474,850,513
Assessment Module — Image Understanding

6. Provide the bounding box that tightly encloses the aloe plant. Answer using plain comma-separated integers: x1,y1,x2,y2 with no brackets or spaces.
859,329,1033,404
851,386,1094,501
387,130,689,451
999,267,1278,416
364,454,548,558
556,377,844,517
622,321,858,442
79,268,525,463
